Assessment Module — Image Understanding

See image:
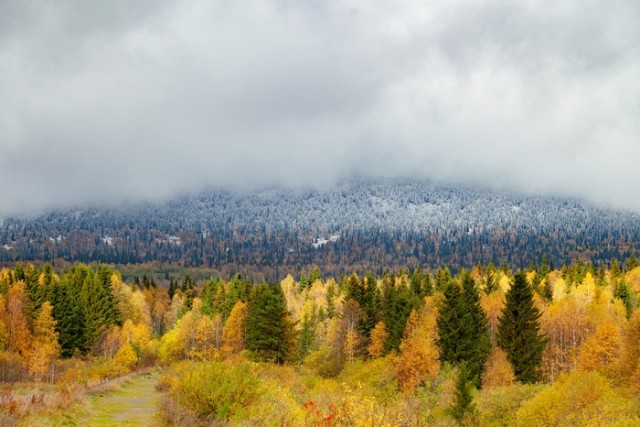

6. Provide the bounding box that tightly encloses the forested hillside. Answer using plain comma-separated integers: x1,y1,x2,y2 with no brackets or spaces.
1,260,639,425
2,179,640,278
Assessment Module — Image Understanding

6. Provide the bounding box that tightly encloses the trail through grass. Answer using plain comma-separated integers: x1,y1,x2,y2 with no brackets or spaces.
82,371,163,426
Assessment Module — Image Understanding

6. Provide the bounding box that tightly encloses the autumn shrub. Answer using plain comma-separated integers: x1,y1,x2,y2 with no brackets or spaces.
168,361,264,422
232,380,305,426
476,382,542,427
514,371,640,427
305,347,343,378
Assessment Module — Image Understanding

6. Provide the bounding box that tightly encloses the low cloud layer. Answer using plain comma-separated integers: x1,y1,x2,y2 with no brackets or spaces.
1,0,639,216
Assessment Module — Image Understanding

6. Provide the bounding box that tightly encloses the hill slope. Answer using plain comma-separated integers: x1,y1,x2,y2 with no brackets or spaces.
1,179,639,277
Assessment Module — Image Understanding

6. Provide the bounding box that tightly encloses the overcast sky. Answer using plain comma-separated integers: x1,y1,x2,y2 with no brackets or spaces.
1,0,639,216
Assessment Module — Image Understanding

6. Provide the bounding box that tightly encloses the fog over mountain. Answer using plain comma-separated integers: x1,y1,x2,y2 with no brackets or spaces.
1,0,639,216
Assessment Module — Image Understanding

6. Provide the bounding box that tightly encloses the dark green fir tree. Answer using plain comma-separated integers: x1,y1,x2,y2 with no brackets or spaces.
497,272,547,383
245,283,296,364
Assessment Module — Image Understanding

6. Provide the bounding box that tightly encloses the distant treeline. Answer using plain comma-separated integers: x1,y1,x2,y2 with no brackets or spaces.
1,226,638,281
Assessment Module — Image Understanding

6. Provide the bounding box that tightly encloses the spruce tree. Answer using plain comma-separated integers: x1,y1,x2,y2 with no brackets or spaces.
325,282,337,319
484,262,498,295
614,280,633,318
437,271,491,387
168,278,177,300
625,253,638,272
460,271,491,387
450,363,476,423
435,266,451,291
382,280,414,353
610,258,622,279
410,266,425,298
53,282,86,357
437,280,465,365
298,307,317,360
13,262,25,282
497,272,546,383
245,283,296,364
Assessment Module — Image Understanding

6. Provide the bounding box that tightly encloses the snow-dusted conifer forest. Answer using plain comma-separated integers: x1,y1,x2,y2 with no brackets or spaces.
1,179,638,277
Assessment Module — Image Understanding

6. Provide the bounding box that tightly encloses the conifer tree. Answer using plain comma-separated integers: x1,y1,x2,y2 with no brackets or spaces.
461,271,491,386
614,280,633,318
437,280,465,365
13,262,25,283
610,258,622,279
450,363,476,423
298,303,318,360
245,284,296,364
382,280,414,353
435,266,451,291
53,282,86,357
497,272,546,383
410,266,423,297
325,282,337,319
625,253,638,272
484,263,498,295
168,278,177,300
436,271,491,387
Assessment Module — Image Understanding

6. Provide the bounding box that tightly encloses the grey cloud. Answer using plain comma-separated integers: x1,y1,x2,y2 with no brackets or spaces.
1,0,639,216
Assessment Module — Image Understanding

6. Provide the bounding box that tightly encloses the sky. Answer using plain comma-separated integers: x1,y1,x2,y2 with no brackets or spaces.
1,0,639,216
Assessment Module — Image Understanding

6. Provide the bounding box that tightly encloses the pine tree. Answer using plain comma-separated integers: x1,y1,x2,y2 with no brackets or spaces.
245,284,296,364
497,272,546,383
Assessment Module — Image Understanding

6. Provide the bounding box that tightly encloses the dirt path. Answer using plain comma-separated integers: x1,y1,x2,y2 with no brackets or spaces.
82,371,164,427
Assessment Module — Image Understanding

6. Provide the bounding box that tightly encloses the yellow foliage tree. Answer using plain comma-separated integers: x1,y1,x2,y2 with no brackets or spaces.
619,309,640,390
343,329,359,363
367,321,388,358
28,301,60,382
481,292,505,342
5,282,32,357
395,308,440,391
101,325,121,359
498,274,511,293
577,319,622,373
113,343,138,370
482,346,515,388
221,301,248,357
540,297,589,380
194,315,217,359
